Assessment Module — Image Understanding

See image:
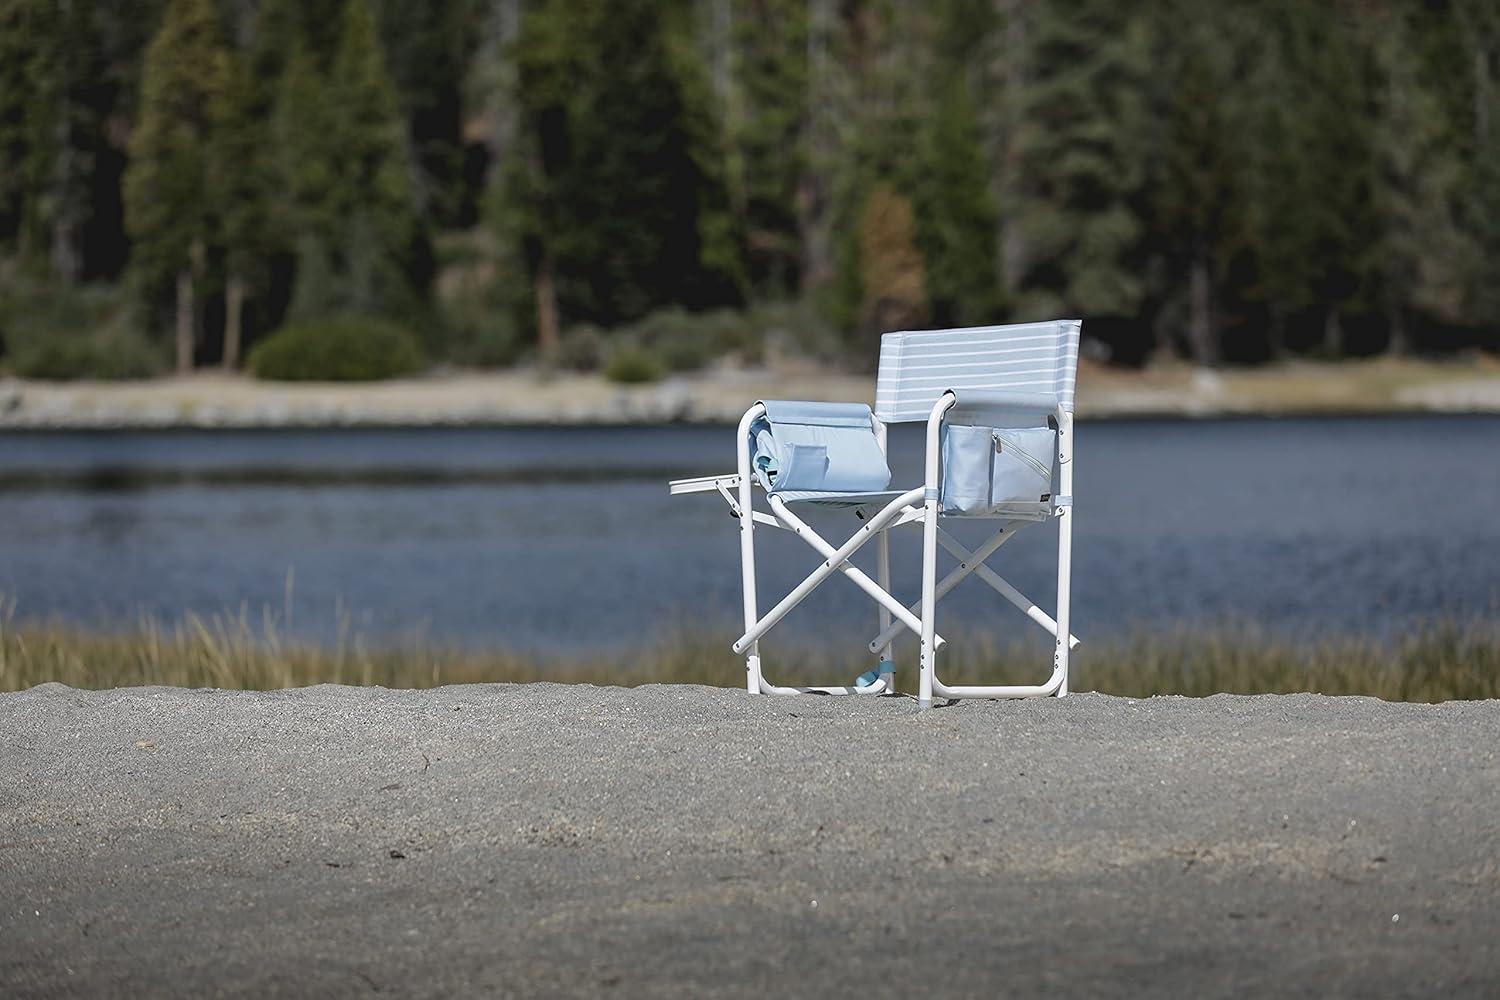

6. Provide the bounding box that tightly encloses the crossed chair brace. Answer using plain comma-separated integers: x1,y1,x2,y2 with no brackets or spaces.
669,321,1082,710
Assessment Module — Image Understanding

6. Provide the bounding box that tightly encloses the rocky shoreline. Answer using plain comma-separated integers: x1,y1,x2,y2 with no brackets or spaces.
1,357,1497,429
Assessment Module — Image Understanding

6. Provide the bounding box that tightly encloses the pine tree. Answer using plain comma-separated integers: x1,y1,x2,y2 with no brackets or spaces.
1149,1,1246,365
1366,4,1471,353
508,0,742,340
734,0,809,296
273,0,419,323
1241,2,1379,358
0,0,31,250
272,49,341,319
328,0,419,318
1012,0,1152,322
1455,0,1500,335
373,0,477,225
123,0,229,372
911,75,1001,327
209,51,273,369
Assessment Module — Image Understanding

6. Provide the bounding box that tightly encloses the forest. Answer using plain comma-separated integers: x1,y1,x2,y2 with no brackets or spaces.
1,0,1499,381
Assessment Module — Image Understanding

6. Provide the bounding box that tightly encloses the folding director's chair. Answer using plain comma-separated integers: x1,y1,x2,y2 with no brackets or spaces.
669,320,1082,709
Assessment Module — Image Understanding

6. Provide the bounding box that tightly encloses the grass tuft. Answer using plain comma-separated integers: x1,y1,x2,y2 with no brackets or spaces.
0,603,1495,702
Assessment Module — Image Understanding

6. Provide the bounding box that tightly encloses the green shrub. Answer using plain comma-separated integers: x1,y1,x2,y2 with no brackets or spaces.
556,324,605,371
620,306,757,372
603,342,665,384
248,316,426,381
0,279,163,380
749,299,843,366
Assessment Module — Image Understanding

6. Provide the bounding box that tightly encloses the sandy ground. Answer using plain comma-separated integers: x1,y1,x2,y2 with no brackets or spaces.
1,356,1498,427
1,684,1497,998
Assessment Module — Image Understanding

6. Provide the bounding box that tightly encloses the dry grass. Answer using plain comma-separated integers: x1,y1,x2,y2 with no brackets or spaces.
0,605,1495,703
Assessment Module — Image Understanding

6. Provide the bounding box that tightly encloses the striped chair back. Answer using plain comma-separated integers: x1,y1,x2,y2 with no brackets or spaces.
873,320,1082,423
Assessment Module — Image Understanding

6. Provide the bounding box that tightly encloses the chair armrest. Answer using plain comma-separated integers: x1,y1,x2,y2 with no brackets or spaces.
669,474,742,495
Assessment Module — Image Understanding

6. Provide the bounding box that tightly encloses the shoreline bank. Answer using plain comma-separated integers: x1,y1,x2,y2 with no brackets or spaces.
2,355,1498,429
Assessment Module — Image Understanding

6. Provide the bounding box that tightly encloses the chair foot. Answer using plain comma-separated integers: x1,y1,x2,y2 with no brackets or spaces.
917,698,932,711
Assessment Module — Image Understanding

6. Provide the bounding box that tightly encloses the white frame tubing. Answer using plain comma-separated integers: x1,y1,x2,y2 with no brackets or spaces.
874,420,895,691
866,522,1018,653
764,495,939,649
732,486,929,656
934,528,1080,651
919,393,1077,704
732,402,903,697
737,404,764,694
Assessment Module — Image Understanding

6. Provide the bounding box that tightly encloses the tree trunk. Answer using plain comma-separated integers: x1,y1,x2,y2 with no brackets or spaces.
223,273,246,370
1187,249,1216,367
49,0,81,282
996,0,1028,298
1322,306,1343,359
1386,305,1408,356
1477,49,1490,147
175,268,195,374
534,248,559,360
1266,305,1287,361
798,0,834,292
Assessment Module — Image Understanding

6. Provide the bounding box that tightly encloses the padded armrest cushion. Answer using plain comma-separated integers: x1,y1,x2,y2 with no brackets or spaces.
751,400,892,494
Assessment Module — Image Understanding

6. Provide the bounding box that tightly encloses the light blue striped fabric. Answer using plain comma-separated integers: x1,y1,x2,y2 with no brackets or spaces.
873,320,1082,423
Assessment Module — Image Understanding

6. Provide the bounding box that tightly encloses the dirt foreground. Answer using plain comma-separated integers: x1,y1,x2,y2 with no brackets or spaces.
2,683,1497,997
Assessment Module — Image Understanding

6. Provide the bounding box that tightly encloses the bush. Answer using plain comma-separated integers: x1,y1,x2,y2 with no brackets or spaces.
556,324,605,371
248,316,426,381
615,306,761,372
603,342,665,384
0,280,163,380
746,300,842,366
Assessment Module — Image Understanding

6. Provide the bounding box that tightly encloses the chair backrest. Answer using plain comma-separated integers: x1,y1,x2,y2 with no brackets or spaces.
873,320,1082,423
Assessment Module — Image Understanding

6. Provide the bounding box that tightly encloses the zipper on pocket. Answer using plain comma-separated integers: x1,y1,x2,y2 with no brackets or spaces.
992,430,1051,482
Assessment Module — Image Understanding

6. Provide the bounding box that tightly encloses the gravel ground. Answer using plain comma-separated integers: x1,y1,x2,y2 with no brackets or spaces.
2,683,1498,998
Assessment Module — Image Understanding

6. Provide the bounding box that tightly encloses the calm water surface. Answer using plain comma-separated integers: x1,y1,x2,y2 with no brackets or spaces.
0,416,1496,651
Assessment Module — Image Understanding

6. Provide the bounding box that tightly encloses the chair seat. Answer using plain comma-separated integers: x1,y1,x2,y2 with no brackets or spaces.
770,488,911,509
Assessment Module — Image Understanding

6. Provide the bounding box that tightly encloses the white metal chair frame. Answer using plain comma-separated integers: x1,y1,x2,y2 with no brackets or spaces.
670,321,1081,709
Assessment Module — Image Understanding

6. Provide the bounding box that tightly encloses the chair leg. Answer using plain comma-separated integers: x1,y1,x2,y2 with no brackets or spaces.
1054,415,1075,696
738,445,761,694
918,496,940,711
1053,502,1074,697
876,526,895,692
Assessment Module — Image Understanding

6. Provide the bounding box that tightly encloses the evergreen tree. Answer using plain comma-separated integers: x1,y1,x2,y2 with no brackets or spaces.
123,0,229,372
508,0,743,344
273,49,340,319
373,0,477,225
209,51,274,368
4,0,99,277
1455,0,1500,337
0,0,31,250
1149,2,1247,365
1365,4,1471,353
1013,0,1152,322
734,0,808,296
329,0,420,318
1240,2,1379,357
910,75,1001,327
274,0,419,323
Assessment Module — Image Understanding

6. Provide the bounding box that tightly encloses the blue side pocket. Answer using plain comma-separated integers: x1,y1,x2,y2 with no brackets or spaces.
991,428,1055,504
940,424,994,514
777,443,830,491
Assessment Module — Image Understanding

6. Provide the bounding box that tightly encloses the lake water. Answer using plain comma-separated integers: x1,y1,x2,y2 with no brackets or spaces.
0,416,1496,652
